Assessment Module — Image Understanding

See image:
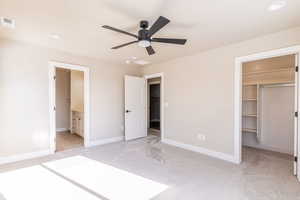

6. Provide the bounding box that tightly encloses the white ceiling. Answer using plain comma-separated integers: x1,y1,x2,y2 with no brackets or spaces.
0,0,300,66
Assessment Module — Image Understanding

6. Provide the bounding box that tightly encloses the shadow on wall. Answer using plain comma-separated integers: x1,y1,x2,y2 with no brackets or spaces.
0,193,7,200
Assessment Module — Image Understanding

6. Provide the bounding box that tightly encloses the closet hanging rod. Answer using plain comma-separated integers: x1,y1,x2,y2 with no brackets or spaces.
261,83,295,88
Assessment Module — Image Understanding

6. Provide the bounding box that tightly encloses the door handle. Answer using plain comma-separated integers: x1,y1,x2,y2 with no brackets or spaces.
125,110,131,113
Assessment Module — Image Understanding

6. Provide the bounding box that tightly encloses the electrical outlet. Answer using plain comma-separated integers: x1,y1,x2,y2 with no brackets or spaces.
197,134,206,141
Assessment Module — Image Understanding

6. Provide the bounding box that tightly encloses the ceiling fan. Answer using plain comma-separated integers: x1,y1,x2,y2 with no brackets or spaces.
102,16,187,55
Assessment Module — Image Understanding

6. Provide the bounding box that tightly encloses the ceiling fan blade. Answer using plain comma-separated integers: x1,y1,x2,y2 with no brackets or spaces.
148,16,170,37
151,38,187,45
102,25,138,38
146,46,155,55
111,41,138,49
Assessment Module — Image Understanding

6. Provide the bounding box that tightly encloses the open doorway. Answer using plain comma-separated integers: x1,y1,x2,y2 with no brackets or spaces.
55,68,84,152
49,62,90,153
236,52,299,179
124,73,164,141
147,77,161,138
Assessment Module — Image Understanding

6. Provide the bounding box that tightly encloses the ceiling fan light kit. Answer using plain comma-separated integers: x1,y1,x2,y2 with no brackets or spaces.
102,16,187,55
138,40,151,48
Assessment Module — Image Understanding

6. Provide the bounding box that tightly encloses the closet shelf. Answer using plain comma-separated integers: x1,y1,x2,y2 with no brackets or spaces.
243,80,294,86
243,98,257,101
242,128,257,133
243,67,294,76
243,114,257,117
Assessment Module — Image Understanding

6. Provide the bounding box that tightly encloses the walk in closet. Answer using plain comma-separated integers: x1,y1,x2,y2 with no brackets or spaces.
242,54,296,154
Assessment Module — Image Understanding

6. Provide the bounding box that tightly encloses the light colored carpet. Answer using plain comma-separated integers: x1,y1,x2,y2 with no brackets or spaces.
56,131,84,152
0,136,299,200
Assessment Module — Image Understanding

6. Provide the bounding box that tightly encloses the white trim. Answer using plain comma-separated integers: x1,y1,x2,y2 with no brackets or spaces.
49,61,91,154
163,139,237,164
295,53,300,179
56,128,69,132
234,45,300,164
144,73,165,141
0,150,51,166
87,136,124,147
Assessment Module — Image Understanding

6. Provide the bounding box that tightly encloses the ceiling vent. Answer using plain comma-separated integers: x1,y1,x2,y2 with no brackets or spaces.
0,17,15,29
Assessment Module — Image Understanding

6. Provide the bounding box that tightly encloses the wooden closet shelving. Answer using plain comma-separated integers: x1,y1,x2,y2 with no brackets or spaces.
242,128,257,133
243,114,257,117
242,84,260,140
243,67,293,76
242,55,296,143
243,98,257,101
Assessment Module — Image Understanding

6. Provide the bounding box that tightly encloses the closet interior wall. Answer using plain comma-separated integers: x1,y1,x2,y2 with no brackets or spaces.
242,55,296,154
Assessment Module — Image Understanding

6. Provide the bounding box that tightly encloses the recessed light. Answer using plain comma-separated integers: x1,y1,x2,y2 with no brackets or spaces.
131,56,137,60
268,0,286,11
0,17,15,29
125,60,131,64
49,34,61,40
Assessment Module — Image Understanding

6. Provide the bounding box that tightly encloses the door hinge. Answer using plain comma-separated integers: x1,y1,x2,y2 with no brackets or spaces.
295,112,298,117
53,76,56,80
295,156,298,162
296,66,299,72
54,106,56,111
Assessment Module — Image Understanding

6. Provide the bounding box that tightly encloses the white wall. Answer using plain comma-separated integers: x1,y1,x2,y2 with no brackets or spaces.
55,69,71,130
70,70,84,112
0,38,141,157
142,27,300,156
243,86,294,154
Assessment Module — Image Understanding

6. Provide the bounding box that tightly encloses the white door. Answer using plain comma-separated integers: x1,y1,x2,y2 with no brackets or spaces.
50,68,57,153
124,75,147,141
295,53,300,178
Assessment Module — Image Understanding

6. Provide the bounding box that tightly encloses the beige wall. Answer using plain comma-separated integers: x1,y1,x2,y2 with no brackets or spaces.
0,38,141,157
70,70,84,112
55,69,71,130
1,26,300,159
142,27,300,156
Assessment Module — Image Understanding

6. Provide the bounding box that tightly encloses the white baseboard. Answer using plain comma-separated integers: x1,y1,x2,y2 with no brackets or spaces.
0,150,52,166
56,128,69,132
243,144,293,155
163,139,238,164
87,136,124,147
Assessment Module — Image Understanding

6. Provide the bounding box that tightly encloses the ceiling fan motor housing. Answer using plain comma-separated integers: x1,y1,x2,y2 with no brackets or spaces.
140,20,149,29
138,29,150,41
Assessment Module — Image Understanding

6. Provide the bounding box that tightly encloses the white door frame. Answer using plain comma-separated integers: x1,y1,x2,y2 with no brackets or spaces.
144,73,165,141
234,46,300,165
49,61,90,153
